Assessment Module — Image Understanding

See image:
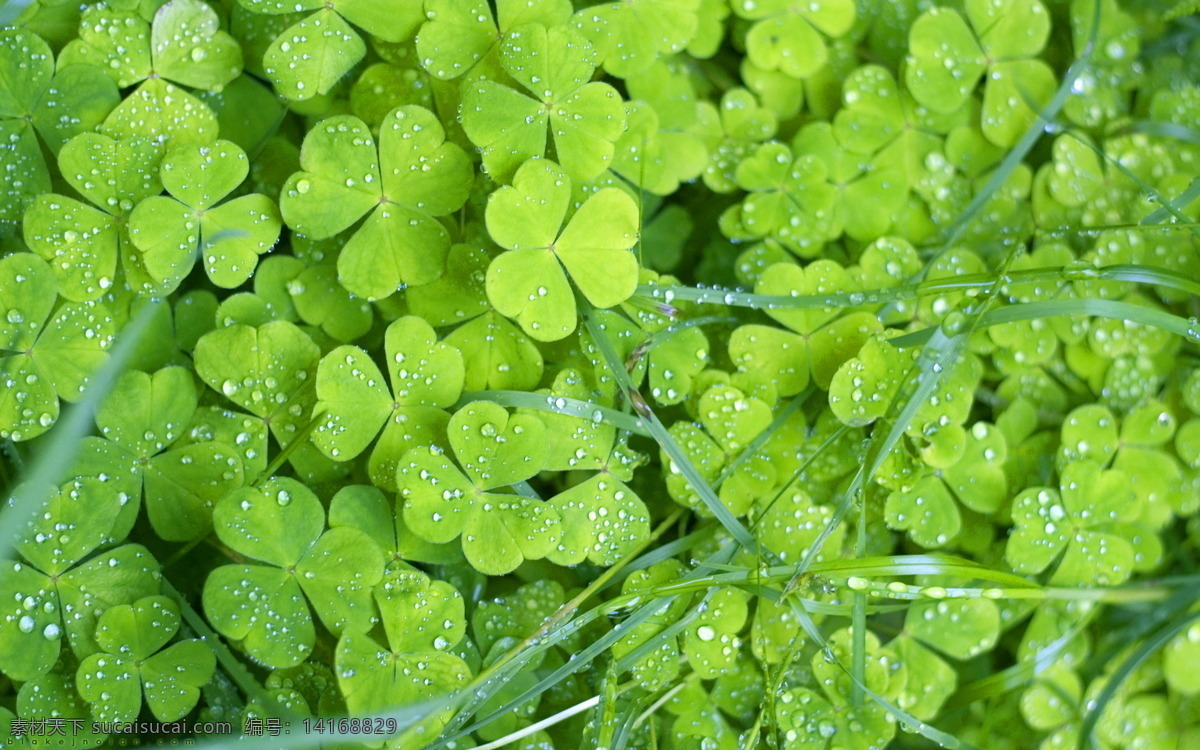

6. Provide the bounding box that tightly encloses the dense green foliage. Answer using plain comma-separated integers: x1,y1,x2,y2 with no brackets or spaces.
2,0,1200,748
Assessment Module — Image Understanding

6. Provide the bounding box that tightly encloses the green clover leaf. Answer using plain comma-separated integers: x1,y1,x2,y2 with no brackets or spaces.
885,422,1008,548
417,0,573,80
203,477,385,667
460,24,626,182
572,0,702,80
730,260,882,396
448,311,546,392
485,159,639,341
472,579,566,657
74,366,244,542
60,0,242,91
128,139,282,292
77,595,215,722
249,0,423,100
398,401,559,574
905,1,1056,146
905,598,1000,661
280,107,472,300
0,480,161,681
23,133,162,301
699,88,778,193
726,141,840,256
0,254,114,441
329,484,462,567
59,0,235,149
286,264,374,343
731,0,856,80
541,381,651,568
748,487,845,563
314,315,464,490
890,636,957,720
662,384,776,517
335,570,470,725
15,672,108,748
681,587,748,678
1007,462,1141,586
612,560,691,690
0,29,120,228
792,122,909,243
193,320,338,480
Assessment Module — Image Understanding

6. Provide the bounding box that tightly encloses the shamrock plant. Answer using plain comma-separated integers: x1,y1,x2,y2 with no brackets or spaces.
128,139,282,292
485,158,639,341
0,254,113,441
0,480,161,681
60,0,240,146
280,106,472,301
313,316,463,490
202,477,385,667
460,23,626,182
0,28,119,229
75,366,244,541
398,401,559,574
77,595,215,722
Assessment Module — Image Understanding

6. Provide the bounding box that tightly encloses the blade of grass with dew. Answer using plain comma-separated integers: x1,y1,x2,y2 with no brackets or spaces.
1076,607,1200,750
456,390,651,436
581,300,761,553
889,298,1200,348
633,262,1200,312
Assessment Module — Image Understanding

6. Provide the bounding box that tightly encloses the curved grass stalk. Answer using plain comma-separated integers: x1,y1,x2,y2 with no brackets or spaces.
631,263,1200,313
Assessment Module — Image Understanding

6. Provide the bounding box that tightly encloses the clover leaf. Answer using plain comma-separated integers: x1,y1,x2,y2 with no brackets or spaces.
611,559,691,690
417,0,573,80
398,400,559,575
460,23,626,182
905,0,1057,146
905,598,1000,661
1006,461,1142,586
61,0,241,91
791,122,909,244
731,0,855,80
22,133,162,300
280,107,473,300
335,569,470,725
730,260,882,396
0,254,114,441
193,320,323,475
530,371,651,565
74,366,244,541
314,315,464,490
246,0,422,100
128,139,282,292
776,628,898,748
329,484,462,568
407,244,545,392
59,0,238,148
77,595,215,722
472,579,566,658
485,159,639,341
572,0,702,79
202,477,385,668
832,64,962,185
890,636,957,720
748,487,845,563
698,88,778,193
885,422,1008,549
0,480,161,681
662,384,776,517
682,587,749,678
726,141,840,256
0,28,120,229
